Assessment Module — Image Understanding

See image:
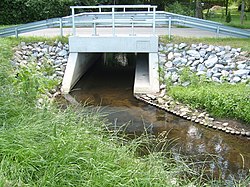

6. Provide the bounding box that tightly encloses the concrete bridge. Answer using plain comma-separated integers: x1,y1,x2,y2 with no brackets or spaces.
1,5,249,94
61,5,160,94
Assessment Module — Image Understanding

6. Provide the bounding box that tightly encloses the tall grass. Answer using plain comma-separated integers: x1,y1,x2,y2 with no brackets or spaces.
168,82,250,123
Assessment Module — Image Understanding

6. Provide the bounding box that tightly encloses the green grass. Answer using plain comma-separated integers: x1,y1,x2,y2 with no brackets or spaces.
204,6,250,29
160,36,250,51
168,82,250,123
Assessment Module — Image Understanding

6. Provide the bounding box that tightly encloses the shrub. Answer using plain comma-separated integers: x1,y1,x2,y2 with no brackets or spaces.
166,2,193,16
225,11,232,23
0,0,75,24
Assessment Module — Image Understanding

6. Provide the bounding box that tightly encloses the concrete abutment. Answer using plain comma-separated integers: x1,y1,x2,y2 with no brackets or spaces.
61,53,101,93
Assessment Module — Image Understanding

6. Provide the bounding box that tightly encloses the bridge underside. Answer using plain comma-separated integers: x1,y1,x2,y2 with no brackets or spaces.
61,35,159,94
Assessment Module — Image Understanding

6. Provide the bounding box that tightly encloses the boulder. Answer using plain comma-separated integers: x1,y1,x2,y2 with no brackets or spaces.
187,50,201,59
204,55,218,68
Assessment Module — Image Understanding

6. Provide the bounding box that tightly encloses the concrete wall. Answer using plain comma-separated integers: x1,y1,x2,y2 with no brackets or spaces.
134,53,159,93
61,52,101,94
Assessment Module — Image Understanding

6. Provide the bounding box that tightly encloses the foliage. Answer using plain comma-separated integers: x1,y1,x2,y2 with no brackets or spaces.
166,2,193,16
0,0,75,24
203,5,250,29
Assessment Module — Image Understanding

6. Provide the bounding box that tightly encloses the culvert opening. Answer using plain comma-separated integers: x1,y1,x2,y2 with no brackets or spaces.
70,53,150,105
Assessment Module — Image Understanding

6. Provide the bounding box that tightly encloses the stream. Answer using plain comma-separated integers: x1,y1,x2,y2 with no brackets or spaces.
70,54,250,182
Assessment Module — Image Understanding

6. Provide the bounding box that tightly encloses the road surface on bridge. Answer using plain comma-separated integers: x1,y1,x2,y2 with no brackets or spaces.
20,27,228,38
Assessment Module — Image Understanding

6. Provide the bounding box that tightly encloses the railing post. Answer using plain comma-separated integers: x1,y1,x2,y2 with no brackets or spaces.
93,17,97,36
15,28,18,38
60,18,63,37
153,6,156,35
216,26,220,37
131,16,135,36
112,7,115,36
72,7,76,36
168,17,172,39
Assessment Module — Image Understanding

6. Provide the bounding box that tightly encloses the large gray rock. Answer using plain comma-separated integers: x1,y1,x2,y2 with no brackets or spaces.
171,73,179,82
187,50,201,59
212,76,221,83
199,49,206,57
168,52,174,60
197,64,206,72
221,70,229,77
204,55,218,68
166,67,177,72
206,70,213,78
165,61,173,68
216,51,226,56
179,43,187,49
206,45,214,52
213,73,222,78
196,71,206,76
214,64,225,69
232,76,241,83
234,70,250,77
191,60,200,67
58,50,68,57
174,52,182,58
237,63,246,70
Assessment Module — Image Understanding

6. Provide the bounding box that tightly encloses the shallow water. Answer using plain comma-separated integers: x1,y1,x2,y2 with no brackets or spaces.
70,54,250,181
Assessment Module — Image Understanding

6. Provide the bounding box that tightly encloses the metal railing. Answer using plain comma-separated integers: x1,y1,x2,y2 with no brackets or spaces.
70,5,157,36
0,5,249,38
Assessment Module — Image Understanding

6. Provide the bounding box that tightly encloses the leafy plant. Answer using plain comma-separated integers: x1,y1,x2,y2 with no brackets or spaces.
225,11,232,23
166,2,193,16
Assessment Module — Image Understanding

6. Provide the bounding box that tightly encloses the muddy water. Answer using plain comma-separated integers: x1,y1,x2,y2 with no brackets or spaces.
70,54,250,181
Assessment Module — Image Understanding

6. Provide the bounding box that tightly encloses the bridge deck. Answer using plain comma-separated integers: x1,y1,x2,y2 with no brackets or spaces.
19,27,228,38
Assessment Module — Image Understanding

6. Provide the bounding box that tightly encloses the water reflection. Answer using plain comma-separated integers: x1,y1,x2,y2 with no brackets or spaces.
70,54,250,181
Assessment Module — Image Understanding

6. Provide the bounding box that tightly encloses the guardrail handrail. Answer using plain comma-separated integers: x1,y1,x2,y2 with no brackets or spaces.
0,5,249,38
70,5,157,36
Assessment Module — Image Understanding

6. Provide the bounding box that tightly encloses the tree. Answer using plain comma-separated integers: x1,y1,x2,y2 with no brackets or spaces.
225,0,229,15
195,0,203,18
240,0,245,24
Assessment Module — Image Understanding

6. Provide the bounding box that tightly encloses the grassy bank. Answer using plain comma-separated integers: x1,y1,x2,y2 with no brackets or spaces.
161,36,250,52
203,5,250,29
161,36,250,124
0,37,221,186
168,81,250,124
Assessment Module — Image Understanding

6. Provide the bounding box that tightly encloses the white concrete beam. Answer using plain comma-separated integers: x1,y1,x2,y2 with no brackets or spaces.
61,52,101,94
69,35,158,53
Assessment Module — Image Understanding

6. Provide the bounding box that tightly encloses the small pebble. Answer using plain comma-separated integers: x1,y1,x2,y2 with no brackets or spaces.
241,131,246,136
222,123,229,127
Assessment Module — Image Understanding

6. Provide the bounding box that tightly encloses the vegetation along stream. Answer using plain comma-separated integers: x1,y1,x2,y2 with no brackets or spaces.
70,53,250,182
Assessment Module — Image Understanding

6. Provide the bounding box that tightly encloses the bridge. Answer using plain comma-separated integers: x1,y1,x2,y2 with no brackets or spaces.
1,5,249,94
